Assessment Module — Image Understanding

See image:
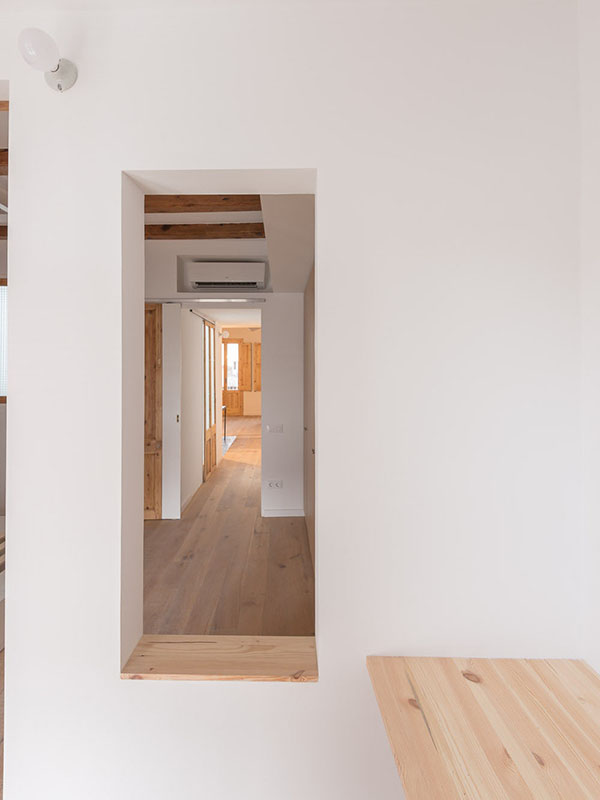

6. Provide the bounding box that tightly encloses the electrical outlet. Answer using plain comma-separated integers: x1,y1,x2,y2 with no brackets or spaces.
268,480,283,489
267,424,283,434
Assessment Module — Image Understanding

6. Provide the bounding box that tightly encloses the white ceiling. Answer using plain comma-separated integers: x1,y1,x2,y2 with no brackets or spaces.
131,167,316,196
145,211,263,225
199,308,262,326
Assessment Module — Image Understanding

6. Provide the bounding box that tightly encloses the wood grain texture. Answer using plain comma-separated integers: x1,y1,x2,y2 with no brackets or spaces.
0,228,6,241
144,416,315,636
145,222,265,240
0,150,6,177
0,101,8,112
145,194,261,213
144,304,162,520
222,388,243,416
122,634,317,681
238,342,252,392
253,342,261,392
367,656,600,800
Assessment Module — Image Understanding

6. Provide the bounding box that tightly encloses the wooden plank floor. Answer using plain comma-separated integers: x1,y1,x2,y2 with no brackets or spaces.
144,416,315,636
122,634,317,682
368,656,600,800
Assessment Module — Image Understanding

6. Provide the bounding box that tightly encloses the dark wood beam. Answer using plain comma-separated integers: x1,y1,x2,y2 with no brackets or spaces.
145,222,265,240
144,194,262,214
0,101,8,112
0,150,7,177
0,227,6,241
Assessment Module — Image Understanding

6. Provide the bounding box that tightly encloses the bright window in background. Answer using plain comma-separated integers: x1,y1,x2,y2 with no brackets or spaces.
0,285,6,398
225,342,239,390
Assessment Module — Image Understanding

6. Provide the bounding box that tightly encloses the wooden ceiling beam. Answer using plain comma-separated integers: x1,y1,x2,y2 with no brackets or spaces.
145,222,265,240
0,150,7,176
144,194,262,214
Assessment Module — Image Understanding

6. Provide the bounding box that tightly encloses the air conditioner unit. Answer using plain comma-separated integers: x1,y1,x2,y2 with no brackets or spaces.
182,260,266,291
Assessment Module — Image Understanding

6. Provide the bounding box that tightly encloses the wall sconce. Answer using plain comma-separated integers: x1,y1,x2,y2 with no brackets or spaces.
18,28,78,93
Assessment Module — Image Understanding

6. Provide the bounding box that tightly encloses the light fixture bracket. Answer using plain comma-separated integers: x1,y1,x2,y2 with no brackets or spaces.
44,58,77,93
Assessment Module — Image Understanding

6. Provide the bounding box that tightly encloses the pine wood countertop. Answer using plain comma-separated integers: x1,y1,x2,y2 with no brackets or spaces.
122,635,318,682
367,656,600,799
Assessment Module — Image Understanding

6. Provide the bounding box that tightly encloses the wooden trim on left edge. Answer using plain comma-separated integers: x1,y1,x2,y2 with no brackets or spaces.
0,102,8,112
0,398,6,404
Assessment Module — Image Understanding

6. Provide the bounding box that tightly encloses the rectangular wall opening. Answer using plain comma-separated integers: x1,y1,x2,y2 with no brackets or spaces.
121,169,317,681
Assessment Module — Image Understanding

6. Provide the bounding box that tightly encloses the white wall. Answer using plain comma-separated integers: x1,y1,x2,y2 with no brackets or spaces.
261,294,304,516
145,239,268,299
0,96,7,522
0,406,5,516
180,308,204,510
243,390,261,417
579,0,600,673
161,303,181,519
120,174,145,665
304,268,315,565
0,3,586,800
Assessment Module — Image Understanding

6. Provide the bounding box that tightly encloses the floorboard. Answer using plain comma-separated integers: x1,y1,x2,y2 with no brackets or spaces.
144,416,315,636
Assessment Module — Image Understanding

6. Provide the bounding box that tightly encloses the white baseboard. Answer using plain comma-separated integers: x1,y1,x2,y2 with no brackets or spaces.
261,508,304,518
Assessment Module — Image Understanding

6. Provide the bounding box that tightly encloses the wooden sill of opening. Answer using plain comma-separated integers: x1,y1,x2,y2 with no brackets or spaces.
121,634,318,682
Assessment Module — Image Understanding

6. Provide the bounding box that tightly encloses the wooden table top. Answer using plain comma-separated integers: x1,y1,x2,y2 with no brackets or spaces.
367,656,600,799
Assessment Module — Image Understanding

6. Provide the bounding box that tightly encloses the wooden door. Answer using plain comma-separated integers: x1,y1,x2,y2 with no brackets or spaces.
223,339,248,416
222,388,243,416
239,342,252,391
203,321,217,481
253,342,261,391
144,303,162,520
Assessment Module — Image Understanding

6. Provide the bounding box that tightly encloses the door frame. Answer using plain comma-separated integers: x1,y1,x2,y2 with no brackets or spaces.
144,302,162,520
203,320,217,481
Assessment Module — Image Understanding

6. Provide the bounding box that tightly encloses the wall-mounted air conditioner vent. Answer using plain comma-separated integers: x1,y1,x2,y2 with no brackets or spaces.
179,260,267,292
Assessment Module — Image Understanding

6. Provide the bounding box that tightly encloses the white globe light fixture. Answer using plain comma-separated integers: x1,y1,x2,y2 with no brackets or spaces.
18,28,78,92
